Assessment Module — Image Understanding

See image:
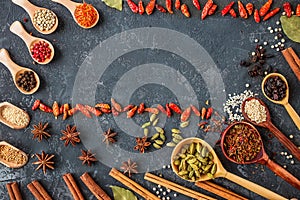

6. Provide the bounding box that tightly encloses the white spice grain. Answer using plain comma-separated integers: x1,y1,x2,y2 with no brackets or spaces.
274,36,278,40
156,191,160,195
275,28,278,32
1,106,29,127
167,189,171,193
276,21,280,25
158,185,161,188
281,38,285,43
278,28,282,31
276,48,280,52
254,39,259,43
289,135,294,139
271,45,275,49
282,11,286,15
251,52,256,56
291,160,294,164
166,197,170,200
167,165,171,168
263,41,268,45
270,30,274,33
245,83,250,88
174,193,177,197
153,188,157,191
284,152,288,156
267,26,272,30
244,99,267,123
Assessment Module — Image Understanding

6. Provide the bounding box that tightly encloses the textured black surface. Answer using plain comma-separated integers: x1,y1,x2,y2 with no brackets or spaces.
0,0,299,199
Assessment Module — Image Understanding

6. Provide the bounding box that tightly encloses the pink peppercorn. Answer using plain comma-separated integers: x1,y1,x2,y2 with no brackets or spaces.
30,41,51,63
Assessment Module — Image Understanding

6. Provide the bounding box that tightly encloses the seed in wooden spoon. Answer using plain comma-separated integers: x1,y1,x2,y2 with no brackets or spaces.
1,106,29,127
16,70,37,92
244,99,267,123
33,9,56,31
0,145,27,165
30,41,52,63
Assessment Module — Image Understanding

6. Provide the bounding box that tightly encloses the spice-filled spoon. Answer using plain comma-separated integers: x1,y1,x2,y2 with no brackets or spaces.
221,121,300,190
0,102,30,129
10,21,55,65
0,48,40,95
0,141,28,168
171,137,288,200
51,0,99,29
12,0,58,34
262,72,300,130
242,97,300,161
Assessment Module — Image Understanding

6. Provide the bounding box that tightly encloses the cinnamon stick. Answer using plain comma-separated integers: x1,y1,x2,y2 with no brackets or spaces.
80,172,111,200
11,182,23,200
27,180,52,200
195,181,248,200
144,172,215,200
282,47,300,81
109,168,159,200
63,173,85,200
6,183,16,200
27,183,44,200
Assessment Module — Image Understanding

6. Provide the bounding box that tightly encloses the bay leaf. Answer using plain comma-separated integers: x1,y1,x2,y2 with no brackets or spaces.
102,0,123,11
110,185,138,200
280,15,300,43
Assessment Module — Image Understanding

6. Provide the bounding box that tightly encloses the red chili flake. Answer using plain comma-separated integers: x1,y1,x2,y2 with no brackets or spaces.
123,104,135,112
259,0,273,17
181,107,191,122
144,107,159,115
175,0,181,10
137,103,145,114
111,98,122,112
157,104,168,115
32,99,41,111
192,0,201,10
59,105,64,115
68,107,78,116
254,9,260,23
146,0,156,15
181,4,190,18
138,0,145,15
208,4,217,16
221,1,234,16
201,0,213,20
229,8,237,18
190,105,200,117
165,103,172,117
100,108,111,114
168,102,182,114
127,0,139,13
76,104,92,118
198,121,208,128
127,106,138,118
206,107,213,119
263,7,280,21
112,107,120,116
246,3,253,15
39,103,53,113
156,4,167,13
238,1,248,19
85,105,102,116
166,0,173,14
297,4,300,16
283,2,292,18
23,17,28,23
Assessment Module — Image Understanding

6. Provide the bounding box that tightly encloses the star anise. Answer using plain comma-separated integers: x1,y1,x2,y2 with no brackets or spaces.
134,136,151,153
102,128,117,145
60,125,81,146
120,159,138,177
31,122,50,142
32,151,55,174
78,149,97,166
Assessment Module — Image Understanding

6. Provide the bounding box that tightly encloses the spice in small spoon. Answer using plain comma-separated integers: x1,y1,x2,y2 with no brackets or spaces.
16,70,37,92
263,75,287,101
30,41,52,63
244,98,267,124
1,105,30,128
74,3,98,28
33,9,56,32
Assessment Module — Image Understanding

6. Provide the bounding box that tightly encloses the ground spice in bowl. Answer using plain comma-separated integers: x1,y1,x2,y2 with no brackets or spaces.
244,99,267,124
1,106,29,127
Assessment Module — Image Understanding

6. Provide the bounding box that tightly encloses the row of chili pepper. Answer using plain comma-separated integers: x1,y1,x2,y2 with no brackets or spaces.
31,99,213,126
126,0,300,22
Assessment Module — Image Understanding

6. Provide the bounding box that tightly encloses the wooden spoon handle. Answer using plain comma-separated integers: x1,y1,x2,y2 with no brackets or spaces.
10,21,33,47
0,49,20,75
266,159,300,190
266,122,300,161
224,172,287,200
283,103,300,130
12,0,38,15
51,0,78,14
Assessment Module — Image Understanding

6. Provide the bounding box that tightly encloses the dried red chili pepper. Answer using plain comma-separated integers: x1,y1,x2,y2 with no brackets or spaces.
166,0,173,14
112,107,119,116
123,104,135,112
144,107,159,114
190,105,200,117
32,99,41,111
52,101,60,119
157,104,167,115
283,2,292,18
39,103,53,113
238,1,248,19
229,8,237,18
181,4,190,18
254,9,260,23
127,106,137,118
127,0,139,13
221,1,234,16
259,0,272,17
192,0,201,10
146,0,156,15
246,3,253,15
85,105,102,116
156,4,167,13
297,4,300,16
263,7,280,21
208,4,217,15
111,98,122,112
175,0,180,10
165,103,172,117
137,102,145,114
95,103,110,110
76,104,92,118
201,107,206,119
201,0,213,20
59,105,64,115
181,107,191,122
168,102,182,114
206,107,213,119
68,107,78,116
138,0,145,15
63,104,69,120
100,108,111,114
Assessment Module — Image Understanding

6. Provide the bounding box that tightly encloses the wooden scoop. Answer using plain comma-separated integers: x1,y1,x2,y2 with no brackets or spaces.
12,0,58,34
10,21,55,65
171,137,288,200
0,48,40,94
0,141,28,168
221,121,300,191
51,0,99,29
0,102,30,129
262,73,300,130
242,97,300,162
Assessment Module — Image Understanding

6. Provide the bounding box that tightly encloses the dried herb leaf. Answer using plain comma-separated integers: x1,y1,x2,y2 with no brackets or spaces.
280,15,300,43
102,0,122,11
110,186,137,200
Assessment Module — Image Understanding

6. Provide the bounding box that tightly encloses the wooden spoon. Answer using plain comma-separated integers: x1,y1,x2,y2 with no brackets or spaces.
0,48,40,94
10,21,55,65
262,72,300,130
171,137,288,200
51,0,99,29
12,0,58,34
221,121,300,190
242,97,300,162
0,102,30,129
0,141,28,168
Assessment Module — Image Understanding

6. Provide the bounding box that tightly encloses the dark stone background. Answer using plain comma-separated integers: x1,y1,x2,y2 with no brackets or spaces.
0,0,299,199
